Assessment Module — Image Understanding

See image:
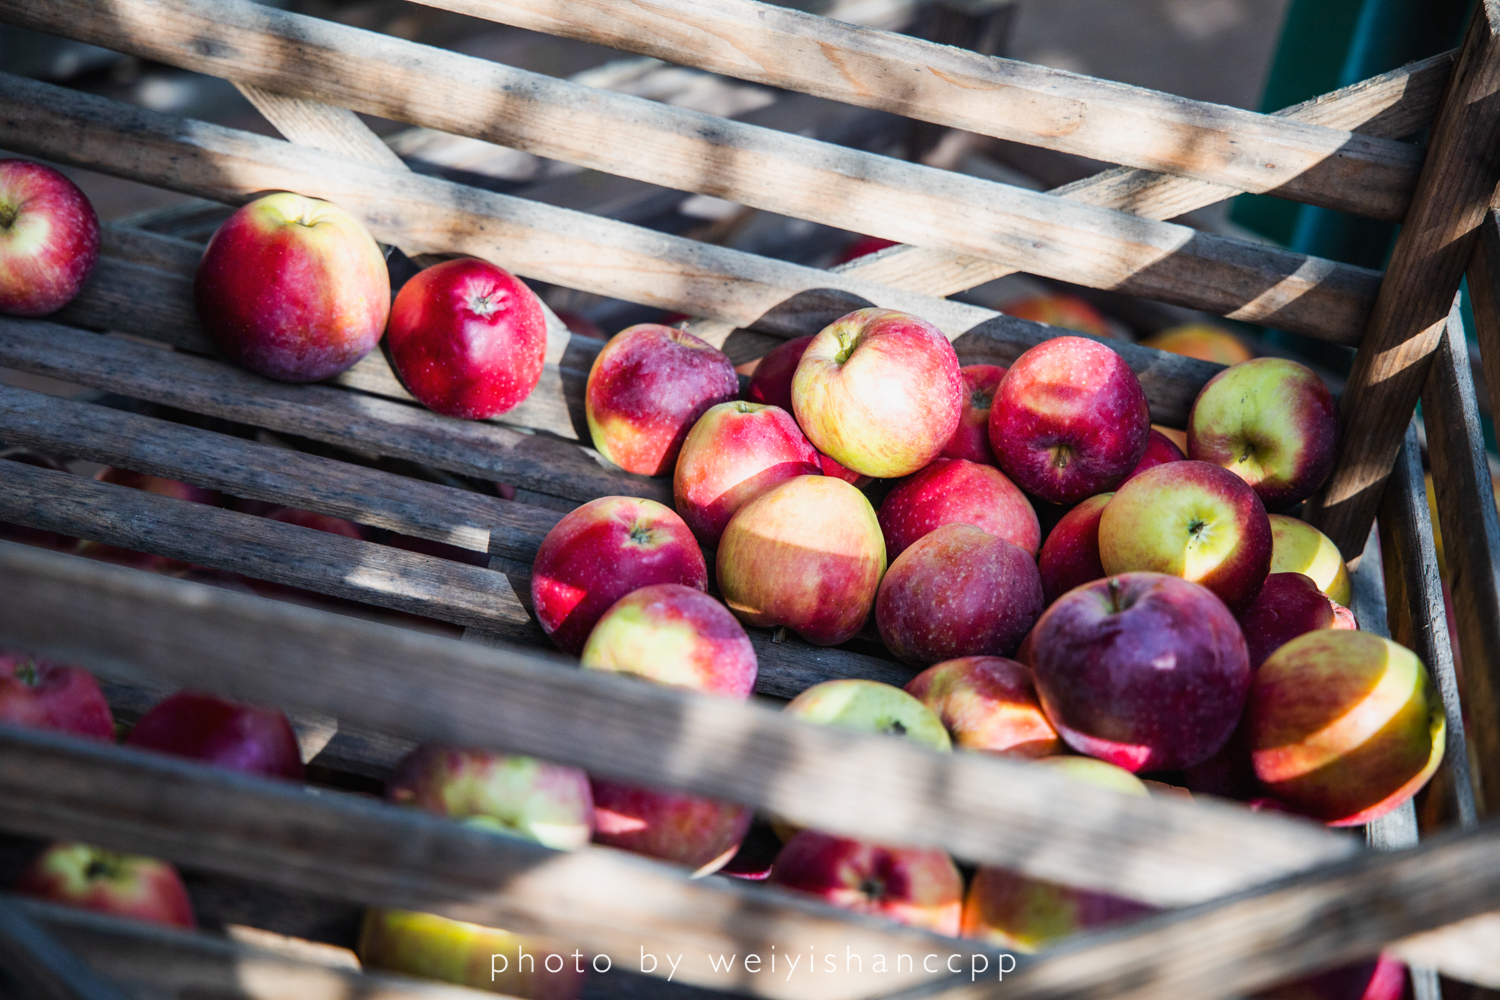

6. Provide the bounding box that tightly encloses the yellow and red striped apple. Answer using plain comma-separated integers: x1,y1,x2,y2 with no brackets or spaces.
1269,514,1352,607
769,830,964,934
905,656,1060,758
1238,572,1356,670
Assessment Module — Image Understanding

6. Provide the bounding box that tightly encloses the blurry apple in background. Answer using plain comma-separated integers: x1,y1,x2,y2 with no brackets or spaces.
1037,493,1112,605
1139,323,1253,365
745,335,812,411
530,497,706,656
716,475,885,646
581,584,757,700
124,690,305,780
552,309,605,341
878,458,1039,559
1030,572,1251,772
1100,461,1272,611
941,364,1007,465
905,657,1060,758
262,506,365,539
195,192,389,382
386,258,547,420
988,337,1150,505
1269,514,1352,607
1239,572,1357,670
769,830,963,934
360,909,585,1000
783,679,952,750
588,781,753,877
0,649,113,740
791,308,962,479
876,524,1044,667
1249,631,1445,826
1188,358,1338,510
1257,954,1408,1000
673,401,821,546
95,467,221,506
1120,428,1185,485
829,235,898,265
585,324,738,476
1,449,76,549
386,744,594,850
1154,425,1189,452
1000,294,1112,338
17,842,194,929
0,159,99,317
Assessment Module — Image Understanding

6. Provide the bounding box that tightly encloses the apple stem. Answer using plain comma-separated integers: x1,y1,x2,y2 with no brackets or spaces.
14,657,36,687
0,203,16,229
772,626,788,644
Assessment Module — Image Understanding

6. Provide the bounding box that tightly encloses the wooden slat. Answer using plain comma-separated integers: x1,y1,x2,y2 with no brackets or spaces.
0,897,133,1000
397,0,1422,221
0,5,1382,342
1303,0,1500,559
1458,207,1500,816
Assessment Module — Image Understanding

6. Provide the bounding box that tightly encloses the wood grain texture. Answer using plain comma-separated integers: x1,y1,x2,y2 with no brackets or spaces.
1304,1,1500,559
0,6,1380,342
398,0,1421,220
0,542,1364,910
0,897,134,1000
1455,208,1500,816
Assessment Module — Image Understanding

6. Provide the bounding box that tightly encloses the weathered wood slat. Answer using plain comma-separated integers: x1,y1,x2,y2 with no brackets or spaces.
1304,0,1500,559
0,896,133,1000
0,4,1381,342
397,0,1422,221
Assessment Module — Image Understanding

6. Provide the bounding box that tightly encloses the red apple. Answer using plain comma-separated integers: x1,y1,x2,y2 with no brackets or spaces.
1000,294,1112,338
1239,572,1357,670
1120,428,1185,484
0,649,113,740
386,744,594,851
1099,460,1272,611
830,235,899,265
95,466,221,506
359,909,586,1000
17,842,194,929
1249,631,1445,826
530,496,707,656
589,781,753,876
581,584,757,699
988,337,1150,505
1188,358,1339,509
0,159,99,316
585,324,738,476
673,401,822,546
745,335,813,411
876,524,1044,667
1269,514,1352,607
1257,954,1408,1000
1030,573,1251,772
1037,493,1113,605
124,690,304,781
716,475,885,646
941,364,1007,465
769,830,963,934
878,457,1040,559
791,308,962,478
195,192,390,382
905,656,1060,758
263,506,365,539
386,257,546,419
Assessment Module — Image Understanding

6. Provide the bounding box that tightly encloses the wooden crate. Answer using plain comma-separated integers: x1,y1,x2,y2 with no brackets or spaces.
0,0,1498,997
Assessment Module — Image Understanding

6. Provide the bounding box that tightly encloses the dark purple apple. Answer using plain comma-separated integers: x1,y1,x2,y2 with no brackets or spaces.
125,690,304,780
1239,572,1357,670
0,649,113,741
1037,492,1112,604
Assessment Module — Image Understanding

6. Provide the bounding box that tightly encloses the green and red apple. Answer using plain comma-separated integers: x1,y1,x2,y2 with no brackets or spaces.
360,909,585,1000
17,842,195,929
1269,514,1352,607
0,159,99,316
769,830,964,935
783,679,951,750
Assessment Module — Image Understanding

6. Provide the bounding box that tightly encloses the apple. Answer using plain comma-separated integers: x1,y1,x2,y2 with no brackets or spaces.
1000,294,1112,338
1181,720,1260,801
581,584,758,699
830,235,899,265
716,475,885,646
1248,630,1445,826
0,649,114,740
1120,428,1186,484
745,335,813,411
1269,514,1352,607
0,159,99,316
876,524,1044,667
941,364,1008,465
589,781,753,876
1099,460,1272,611
904,656,1060,758
791,307,962,478
769,830,963,934
878,457,1039,559
962,755,1152,951
817,451,871,488
1037,493,1112,605
673,401,822,546
95,466,221,506
1188,358,1338,510
585,323,738,476
1239,572,1357,670
195,192,389,382
988,336,1150,505
1258,954,1408,1000
1139,323,1253,365
530,496,707,656
263,506,365,539
386,744,593,851
1030,572,1251,772
359,909,586,1000
783,679,952,750
124,690,305,781
17,842,194,929
386,257,546,420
